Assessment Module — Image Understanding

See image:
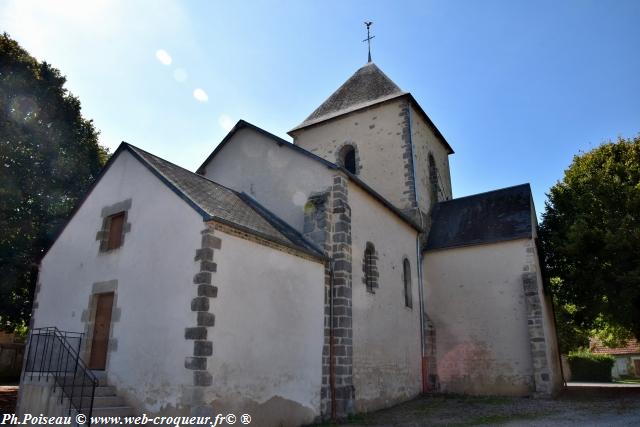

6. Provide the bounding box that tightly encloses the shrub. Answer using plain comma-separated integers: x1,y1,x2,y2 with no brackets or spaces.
568,351,615,382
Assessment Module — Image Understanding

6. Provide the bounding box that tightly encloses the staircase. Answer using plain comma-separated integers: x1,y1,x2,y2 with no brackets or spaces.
63,371,135,417
22,327,134,424
86,372,134,417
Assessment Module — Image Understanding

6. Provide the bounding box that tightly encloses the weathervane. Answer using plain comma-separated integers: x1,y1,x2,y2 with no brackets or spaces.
363,21,374,63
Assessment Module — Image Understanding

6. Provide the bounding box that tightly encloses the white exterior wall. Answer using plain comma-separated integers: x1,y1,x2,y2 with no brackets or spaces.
424,239,535,395
612,357,629,378
292,99,415,212
348,183,422,412
410,105,453,210
202,230,325,426
612,355,640,378
201,127,333,231
34,150,203,413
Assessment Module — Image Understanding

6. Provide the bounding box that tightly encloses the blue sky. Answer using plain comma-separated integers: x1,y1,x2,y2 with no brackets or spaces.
2,0,639,217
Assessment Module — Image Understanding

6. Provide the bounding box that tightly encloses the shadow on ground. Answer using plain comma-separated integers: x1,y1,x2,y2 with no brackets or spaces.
317,393,640,426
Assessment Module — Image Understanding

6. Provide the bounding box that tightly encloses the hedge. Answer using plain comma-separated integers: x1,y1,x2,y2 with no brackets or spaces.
568,352,615,382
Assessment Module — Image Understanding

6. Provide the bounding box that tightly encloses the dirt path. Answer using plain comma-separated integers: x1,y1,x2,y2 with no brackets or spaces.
324,394,640,426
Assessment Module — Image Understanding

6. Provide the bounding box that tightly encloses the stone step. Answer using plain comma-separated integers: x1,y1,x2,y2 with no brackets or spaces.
92,395,126,408
91,370,108,386
61,385,117,397
52,370,107,385
75,395,124,410
94,386,117,397
54,374,101,387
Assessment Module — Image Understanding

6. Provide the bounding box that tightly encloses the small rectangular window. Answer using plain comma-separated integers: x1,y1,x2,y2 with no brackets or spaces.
106,212,125,250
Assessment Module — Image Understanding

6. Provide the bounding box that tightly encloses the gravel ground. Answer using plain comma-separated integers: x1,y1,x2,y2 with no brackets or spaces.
4,385,640,426
324,394,640,427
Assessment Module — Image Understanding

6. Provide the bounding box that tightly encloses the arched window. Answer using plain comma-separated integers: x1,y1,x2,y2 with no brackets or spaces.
338,144,357,174
344,148,356,174
403,258,412,308
363,242,378,293
428,153,439,204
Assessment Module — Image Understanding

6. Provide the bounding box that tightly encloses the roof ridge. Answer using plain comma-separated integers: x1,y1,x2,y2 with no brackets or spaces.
197,120,337,174
436,183,531,205
126,142,242,195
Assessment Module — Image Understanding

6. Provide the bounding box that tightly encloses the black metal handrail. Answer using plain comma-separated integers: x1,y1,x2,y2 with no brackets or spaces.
23,327,98,426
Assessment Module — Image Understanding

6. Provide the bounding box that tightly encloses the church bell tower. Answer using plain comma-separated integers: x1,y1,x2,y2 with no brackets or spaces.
288,61,454,222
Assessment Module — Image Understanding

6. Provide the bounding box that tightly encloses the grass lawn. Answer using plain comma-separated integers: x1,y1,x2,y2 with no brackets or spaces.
614,378,640,384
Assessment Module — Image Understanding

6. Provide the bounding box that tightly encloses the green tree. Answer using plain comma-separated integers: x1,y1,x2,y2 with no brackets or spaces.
539,136,640,351
0,33,108,332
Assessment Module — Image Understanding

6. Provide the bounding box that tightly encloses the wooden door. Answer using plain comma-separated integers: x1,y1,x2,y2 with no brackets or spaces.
634,359,640,377
89,292,114,370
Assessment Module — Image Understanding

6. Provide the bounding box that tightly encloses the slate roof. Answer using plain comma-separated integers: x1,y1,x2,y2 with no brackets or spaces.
290,62,407,132
591,339,640,356
124,144,324,259
425,184,534,251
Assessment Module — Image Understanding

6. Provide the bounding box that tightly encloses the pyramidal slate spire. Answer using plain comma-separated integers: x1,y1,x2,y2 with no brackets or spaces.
290,62,406,132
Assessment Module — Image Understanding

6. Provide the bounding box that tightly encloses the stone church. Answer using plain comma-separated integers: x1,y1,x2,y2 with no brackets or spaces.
19,61,562,426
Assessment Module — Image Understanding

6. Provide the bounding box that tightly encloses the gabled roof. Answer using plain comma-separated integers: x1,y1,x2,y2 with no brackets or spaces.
291,62,406,131
196,120,422,232
196,119,336,175
287,62,454,154
425,184,533,251
123,143,325,260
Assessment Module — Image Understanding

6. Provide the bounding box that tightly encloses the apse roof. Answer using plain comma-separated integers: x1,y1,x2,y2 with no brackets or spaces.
425,184,534,251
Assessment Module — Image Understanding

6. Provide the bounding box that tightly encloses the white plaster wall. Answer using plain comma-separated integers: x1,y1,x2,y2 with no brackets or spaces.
424,239,535,395
203,230,325,426
410,105,452,211
612,357,629,378
349,183,422,412
201,127,333,232
18,377,69,418
292,99,415,212
35,150,203,414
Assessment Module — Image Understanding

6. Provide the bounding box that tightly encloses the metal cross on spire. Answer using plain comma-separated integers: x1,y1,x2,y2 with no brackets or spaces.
363,21,375,63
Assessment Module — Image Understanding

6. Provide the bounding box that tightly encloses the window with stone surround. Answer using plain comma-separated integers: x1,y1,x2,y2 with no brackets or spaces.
97,199,132,253
105,212,125,250
337,144,358,175
363,242,379,293
403,258,412,308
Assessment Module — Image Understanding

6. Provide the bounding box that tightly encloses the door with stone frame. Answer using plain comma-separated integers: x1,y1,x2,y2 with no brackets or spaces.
89,292,114,370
